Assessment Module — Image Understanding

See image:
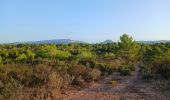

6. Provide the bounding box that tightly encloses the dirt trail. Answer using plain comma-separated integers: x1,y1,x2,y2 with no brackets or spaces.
57,64,170,100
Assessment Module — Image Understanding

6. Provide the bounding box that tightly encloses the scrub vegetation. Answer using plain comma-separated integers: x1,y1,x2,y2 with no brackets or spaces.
0,34,170,99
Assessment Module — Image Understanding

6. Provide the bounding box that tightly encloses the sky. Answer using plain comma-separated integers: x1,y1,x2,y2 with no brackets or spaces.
0,0,170,43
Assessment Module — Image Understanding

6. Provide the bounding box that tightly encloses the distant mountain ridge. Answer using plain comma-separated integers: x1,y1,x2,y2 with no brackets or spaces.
100,40,170,44
11,39,85,44
2,39,170,44
101,40,113,44
137,40,170,44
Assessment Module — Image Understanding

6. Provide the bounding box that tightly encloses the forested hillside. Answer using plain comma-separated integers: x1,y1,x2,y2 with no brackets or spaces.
0,34,170,100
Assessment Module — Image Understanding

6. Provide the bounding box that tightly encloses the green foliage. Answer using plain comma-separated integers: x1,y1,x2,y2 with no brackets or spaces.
0,34,170,98
16,53,27,61
77,51,95,59
26,49,35,60
119,64,133,76
55,50,71,60
36,45,58,58
103,53,115,59
118,34,140,61
0,56,2,65
119,67,131,76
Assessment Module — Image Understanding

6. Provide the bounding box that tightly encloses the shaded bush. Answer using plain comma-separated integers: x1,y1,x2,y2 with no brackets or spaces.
119,64,132,76
78,59,96,68
153,59,170,79
68,65,88,86
95,63,106,72
120,68,131,76
95,63,115,75
141,65,154,79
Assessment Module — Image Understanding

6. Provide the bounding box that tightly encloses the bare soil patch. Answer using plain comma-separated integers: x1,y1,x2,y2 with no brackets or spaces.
56,64,170,100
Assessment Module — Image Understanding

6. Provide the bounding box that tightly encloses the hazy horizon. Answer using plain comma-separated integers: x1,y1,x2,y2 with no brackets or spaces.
1,0,170,43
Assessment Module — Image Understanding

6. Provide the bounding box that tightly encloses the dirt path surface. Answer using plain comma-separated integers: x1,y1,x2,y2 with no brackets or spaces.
57,65,170,100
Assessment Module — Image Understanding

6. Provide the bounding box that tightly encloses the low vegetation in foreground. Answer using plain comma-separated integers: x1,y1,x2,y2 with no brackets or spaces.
0,34,170,99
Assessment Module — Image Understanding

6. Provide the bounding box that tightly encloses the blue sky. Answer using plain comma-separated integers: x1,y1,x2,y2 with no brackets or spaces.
0,0,170,43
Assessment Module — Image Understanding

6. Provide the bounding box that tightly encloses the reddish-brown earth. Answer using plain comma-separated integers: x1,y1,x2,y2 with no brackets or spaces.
55,65,170,100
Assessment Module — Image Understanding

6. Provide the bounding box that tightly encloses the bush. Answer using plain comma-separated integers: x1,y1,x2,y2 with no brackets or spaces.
77,51,96,59
105,64,114,75
119,65,132,76
69,65,88,86
95,63,115,75
34,64,53,86
153,59,170,79
69,65,87,77
119,64,135,76
1,78,23,100
61,74,74,89
95,63,106,72
0,64,35,86
103,53,115,59
0,56,2,65
78,59,96,68
119,68,131,76
82,68,101,82
48,72,63,90
55,50,71,60
88,68,101,81
128,63,135,71
16,54,27,62
141,65,154,79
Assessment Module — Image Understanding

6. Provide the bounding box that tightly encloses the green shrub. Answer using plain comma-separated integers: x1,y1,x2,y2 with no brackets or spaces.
16,53,27,62
119,68,131,76
77,51,95,59
55,50,71,60
119,63,135,76
119,65,132,76
0,56,2,65
104,53,115,59
36,45,58,58
128,63,135,71
95,63,114,75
